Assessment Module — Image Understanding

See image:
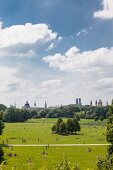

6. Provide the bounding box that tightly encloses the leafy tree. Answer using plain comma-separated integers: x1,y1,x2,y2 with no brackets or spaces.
108,116,113,124
73,118,81,133
0,147,4,163
0,121,4,135
51,124,56,132
74,114,80,121
66,119,75,134
59,122,67,135
0,104,7,111
56,118,63,133
106,124,113,144
99,115,104,121
94,116,99,121
0,120,5,162
37,109,46,118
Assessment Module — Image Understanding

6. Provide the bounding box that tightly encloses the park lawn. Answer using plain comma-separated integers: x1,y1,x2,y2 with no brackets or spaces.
0,119,107,144
2,145,107,170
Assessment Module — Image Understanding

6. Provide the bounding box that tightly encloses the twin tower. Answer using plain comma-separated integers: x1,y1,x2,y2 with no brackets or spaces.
76,98,82,106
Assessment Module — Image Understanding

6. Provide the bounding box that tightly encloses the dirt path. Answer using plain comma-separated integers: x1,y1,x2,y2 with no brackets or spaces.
8,143,110,147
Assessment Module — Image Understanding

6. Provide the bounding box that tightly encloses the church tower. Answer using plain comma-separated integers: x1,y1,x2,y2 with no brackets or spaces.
34,101,36,107
45,101,47,109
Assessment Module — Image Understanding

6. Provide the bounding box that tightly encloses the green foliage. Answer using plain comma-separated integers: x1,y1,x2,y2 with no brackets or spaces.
0,147,4,163
106,124,113,143
97,156,113,170
108,116,113,124
73,118,81,132
74,114,80,121
56,157,71,170
3,107,32,122
94,116,99,121
52,118,81,135
56,118,63,133
0,121,4,135
0,104,7,112
66,119,75,134
37,109,46,118
52,124,56,132
107,144,113,156
99,116,104,121
59,122,67,135
56,157,81,170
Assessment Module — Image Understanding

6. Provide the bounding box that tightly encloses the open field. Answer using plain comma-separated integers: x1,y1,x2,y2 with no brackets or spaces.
2,145,107,170
0,119,107,144
0,119,108,169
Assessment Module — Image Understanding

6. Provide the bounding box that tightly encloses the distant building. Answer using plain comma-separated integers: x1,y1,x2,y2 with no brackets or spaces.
90,100,93,106
76,98,82,106
106,101,109,106
34,101,36,107
22,101,30,109
45,101,47,109
76,98,79,105
98,100,103,107
95,100,97,106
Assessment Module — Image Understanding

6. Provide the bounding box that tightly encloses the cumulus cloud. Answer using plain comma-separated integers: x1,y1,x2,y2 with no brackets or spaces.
94,0,113,19
42,46,113,72
0,23,57,57
0,67,20,92
94,78,113,92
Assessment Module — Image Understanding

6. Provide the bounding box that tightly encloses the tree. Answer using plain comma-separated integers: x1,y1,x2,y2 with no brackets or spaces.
0,121,4,162
0,147,4,163
94,116,99,121
66,119,75,134
0,104,7,111
99,115,104,121
108,116,113,124
73,118,81,133
0,121,4,135
106,124,113,144
37,109,46,118
74,114,80,121
51,124,56,133
56,118,63,133
59,122,67,135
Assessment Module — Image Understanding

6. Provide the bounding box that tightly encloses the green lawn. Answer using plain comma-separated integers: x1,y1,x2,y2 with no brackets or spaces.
0,119,107,144
0,119,108,169
2,145,107,170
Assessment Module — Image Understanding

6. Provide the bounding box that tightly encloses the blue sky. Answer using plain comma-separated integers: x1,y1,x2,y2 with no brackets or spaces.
0,0,113,107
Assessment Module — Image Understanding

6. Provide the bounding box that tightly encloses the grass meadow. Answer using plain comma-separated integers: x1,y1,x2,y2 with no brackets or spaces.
0,119,108,169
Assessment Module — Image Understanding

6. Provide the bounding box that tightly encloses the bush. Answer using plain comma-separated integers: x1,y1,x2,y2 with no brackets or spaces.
99,116,104,121
94,116,99,121
0,147,4,162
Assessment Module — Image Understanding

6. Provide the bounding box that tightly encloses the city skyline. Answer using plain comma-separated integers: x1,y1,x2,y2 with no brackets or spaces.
0,0,113,107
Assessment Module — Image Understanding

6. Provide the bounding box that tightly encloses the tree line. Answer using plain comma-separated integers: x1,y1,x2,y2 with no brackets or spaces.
0,101,112,122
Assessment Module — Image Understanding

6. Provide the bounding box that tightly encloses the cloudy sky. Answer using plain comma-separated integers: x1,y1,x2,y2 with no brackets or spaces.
0,0,113,107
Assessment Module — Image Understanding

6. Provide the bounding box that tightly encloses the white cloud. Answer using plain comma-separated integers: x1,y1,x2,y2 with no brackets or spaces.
0,23,57,57
46,42,55,51
0,21,3,29
41,79,61,88
94,0,113,19
0,67,20,92
76,29,89,37
42,46,113,72
94,78,113,92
